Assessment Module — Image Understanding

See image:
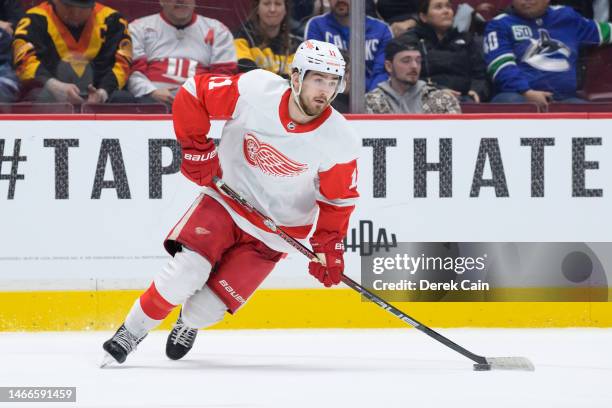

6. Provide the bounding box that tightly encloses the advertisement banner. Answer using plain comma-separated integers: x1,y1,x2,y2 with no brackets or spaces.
0,117,611,295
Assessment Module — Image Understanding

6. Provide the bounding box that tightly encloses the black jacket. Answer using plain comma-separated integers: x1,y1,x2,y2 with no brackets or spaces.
0,0,22,66
402,24,489,101
0,0,23,27
0,25,10,65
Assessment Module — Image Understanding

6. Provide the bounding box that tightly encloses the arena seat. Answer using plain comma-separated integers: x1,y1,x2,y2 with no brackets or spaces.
451,0,511,21
579,46,612,102
547,102,612,113
81,103,169,114
0,103,75,114
460,103,540,113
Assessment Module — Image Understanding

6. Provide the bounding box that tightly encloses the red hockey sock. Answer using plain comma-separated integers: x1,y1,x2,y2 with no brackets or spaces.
139,282,176,320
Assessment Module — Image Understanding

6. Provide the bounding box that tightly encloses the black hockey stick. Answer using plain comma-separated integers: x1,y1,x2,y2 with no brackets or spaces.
213,177,534,371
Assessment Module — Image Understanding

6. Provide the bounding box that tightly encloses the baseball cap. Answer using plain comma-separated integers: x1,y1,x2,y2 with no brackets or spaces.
384,37,421,61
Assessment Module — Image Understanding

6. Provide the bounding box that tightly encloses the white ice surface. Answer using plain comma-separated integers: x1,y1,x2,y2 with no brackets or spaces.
1,328,611,408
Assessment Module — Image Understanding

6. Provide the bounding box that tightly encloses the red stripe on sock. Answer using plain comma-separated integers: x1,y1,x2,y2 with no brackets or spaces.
139,282,176,320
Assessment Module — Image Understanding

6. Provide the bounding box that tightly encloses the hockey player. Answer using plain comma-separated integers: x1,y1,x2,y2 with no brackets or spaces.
101,39,359,366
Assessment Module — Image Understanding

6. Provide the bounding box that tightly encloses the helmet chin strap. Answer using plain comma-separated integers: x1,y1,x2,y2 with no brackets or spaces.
290,70,343,118
290,76,310,117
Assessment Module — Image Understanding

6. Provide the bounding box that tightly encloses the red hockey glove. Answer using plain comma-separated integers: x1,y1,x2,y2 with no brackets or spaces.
309,232,345,287
180,140,221,187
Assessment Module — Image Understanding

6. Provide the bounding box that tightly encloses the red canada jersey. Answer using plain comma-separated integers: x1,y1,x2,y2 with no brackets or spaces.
172,69,360,253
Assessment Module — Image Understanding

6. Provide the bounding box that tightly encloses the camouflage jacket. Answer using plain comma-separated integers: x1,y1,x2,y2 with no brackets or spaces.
365,80,461,114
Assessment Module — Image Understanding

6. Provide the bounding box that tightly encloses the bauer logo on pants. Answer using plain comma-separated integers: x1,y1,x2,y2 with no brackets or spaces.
219,280,247,304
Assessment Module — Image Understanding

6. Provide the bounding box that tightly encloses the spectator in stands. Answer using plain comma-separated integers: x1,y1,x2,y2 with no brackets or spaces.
128,0,237,106
292,0,379,37
552,0,610,21
0,0,22,102
485,0,612,108
0,29,18,102
290,0,322,37
234,0,300,78
377,0,420,37
1,0,22,35
366,37,461,113
453,1,500,35
304,0,393,92
12,0,133,104
402,0,489,102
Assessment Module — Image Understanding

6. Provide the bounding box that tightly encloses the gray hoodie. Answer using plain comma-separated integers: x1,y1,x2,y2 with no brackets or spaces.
365,79,461,114
375,80,427,113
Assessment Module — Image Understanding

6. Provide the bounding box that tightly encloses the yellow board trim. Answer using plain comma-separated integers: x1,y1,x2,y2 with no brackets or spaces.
1,288,612,331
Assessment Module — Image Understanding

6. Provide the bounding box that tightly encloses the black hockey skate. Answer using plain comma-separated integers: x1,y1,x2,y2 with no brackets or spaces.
101,324,146,367
166,312,198,360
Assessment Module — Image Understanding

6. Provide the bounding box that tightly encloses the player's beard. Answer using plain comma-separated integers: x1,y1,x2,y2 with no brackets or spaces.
299,93,330,117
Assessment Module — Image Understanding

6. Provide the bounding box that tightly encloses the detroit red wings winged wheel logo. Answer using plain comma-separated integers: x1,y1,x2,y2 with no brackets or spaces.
243,133,308,177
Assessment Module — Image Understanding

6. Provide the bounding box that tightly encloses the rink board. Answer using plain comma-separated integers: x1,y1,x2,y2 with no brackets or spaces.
1,114,612,330
2,288,612,331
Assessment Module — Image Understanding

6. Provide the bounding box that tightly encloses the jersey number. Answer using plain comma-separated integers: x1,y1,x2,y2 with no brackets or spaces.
349,168,358,190
14,18,31,36
167,58,198,81
208,77,232,90
484,32,499,53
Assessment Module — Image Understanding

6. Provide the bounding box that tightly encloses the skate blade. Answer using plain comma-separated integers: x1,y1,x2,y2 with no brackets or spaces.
100,352,116,368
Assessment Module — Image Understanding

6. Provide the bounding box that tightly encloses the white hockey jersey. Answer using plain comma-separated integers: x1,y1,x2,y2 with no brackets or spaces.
172,69,360,253
128,13,237,97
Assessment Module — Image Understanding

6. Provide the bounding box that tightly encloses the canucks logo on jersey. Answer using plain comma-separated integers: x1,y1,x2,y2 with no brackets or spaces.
483,5,612,98
522,29,572,72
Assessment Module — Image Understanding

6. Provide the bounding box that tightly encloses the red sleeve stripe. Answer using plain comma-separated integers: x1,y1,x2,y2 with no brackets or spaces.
318,159,359,201
131,57,148,74
314,200,355,238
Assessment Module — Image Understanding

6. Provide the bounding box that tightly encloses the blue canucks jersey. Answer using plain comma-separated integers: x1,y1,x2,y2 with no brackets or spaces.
304,12,392,92
484,6,612,98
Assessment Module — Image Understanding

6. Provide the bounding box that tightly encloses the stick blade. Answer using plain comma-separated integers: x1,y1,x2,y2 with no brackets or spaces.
474,357,535,371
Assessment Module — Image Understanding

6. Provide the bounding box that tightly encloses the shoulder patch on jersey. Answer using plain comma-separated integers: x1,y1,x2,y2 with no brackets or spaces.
512,25,533,40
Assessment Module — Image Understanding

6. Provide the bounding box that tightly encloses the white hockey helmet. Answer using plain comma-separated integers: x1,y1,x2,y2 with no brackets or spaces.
291,39,347,97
